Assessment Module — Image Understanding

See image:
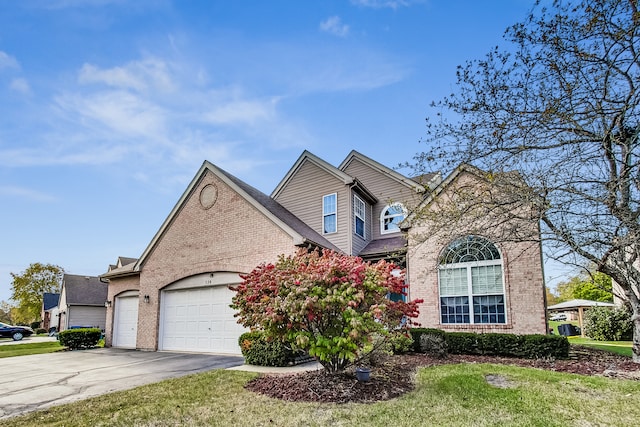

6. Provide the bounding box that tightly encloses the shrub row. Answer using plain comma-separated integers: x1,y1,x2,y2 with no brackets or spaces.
58,328,102,350
410,328,569,359
238,332,295,367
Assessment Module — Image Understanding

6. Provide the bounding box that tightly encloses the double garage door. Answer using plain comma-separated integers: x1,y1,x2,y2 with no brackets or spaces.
159,283,247,355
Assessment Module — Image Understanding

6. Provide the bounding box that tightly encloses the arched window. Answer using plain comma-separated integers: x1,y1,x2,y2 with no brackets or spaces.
438,236,506,324
380,203,406,234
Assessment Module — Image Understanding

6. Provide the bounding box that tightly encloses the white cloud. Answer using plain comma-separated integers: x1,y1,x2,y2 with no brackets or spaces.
0,51,19,70
9,78,31,95
202,97,278,126
350,0,413,9
55,90,168,138
36,0,128,9
0,185,56,202
78,58,174,93
319,16,350,37
0,143,130,167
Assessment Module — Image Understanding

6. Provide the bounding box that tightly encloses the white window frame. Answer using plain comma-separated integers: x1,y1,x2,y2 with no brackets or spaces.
322,193,337,234
353,195,366,239
380,203,406,235
438,237,507,325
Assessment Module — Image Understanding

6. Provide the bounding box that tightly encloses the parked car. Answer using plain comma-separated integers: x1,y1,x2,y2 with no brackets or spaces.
550,313,567,321
0,322,34,341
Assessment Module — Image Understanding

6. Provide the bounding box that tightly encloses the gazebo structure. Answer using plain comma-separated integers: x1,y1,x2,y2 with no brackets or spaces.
547,299,616,337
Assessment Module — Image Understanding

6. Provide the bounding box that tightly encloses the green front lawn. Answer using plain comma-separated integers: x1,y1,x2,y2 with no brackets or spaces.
2,363,639,427
569,337,633,358
0,341,63,358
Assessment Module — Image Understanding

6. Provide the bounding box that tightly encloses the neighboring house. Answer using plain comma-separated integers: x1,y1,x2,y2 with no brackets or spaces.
101,150,547,355
41,292,60,331
58,274,108,332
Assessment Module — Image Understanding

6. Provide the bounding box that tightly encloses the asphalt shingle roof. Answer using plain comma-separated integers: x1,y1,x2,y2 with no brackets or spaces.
43,292,60,310
217,166,341,253
63,274,108,306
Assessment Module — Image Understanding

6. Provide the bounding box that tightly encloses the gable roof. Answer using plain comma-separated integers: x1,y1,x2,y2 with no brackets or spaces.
547,299,615,311
43,292,60,310
62,274,108,306
402,163,486,229
339,150,434,194
117,257,137,268
271,150,377,203
134,160,341,271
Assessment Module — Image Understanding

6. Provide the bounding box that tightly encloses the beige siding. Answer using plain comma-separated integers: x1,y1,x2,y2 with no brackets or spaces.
342,158,422,240
68,306,107,330
274,160,351,253
135,169,297,350
351,190,370,255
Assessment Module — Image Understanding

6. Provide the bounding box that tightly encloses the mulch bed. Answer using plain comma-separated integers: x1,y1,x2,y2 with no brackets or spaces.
245,346,639,404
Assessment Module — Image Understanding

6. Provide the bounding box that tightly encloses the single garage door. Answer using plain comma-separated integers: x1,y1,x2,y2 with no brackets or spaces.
113,295,139,348
159,284,247,354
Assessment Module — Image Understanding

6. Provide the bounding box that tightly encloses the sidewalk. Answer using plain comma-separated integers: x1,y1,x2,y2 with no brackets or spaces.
228,360,322,374
0,335,58,346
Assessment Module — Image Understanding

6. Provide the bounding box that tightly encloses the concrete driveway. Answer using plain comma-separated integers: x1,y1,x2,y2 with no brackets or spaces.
0,348,244,420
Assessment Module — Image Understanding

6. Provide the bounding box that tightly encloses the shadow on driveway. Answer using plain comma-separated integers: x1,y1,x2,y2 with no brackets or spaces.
0,348,244,420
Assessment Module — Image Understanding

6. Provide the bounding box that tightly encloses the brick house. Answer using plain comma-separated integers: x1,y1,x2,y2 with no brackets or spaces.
101,150,547,354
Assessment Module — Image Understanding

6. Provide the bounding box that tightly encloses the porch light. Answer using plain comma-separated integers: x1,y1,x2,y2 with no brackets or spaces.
104,300,112,308
144,295,150,303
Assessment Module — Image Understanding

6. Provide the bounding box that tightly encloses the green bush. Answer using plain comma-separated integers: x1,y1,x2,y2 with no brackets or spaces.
58,328,102,350
387,331,414,354
445,332,481,355
35,328,47,335
446,332,569,359
410,328,447,357
584,306,633,341
238,331,294,367
409,329,569,359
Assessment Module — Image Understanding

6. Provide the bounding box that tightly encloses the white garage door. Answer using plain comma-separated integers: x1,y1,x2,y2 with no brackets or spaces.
113,295,139,348
159,285,247,354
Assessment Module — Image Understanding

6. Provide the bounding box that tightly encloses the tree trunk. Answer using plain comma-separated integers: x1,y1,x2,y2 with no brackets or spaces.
633,311,640,363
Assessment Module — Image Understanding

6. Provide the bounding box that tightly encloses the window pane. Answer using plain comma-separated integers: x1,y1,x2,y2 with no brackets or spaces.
354,196,365,238
440,296,470,323
438,268,468,296
471,265,503,294
323,194,336,215
355,216,364,238
382,203,405,233
473,295,505,324
324,214,336,233
386,204,404,216
439,236,501,264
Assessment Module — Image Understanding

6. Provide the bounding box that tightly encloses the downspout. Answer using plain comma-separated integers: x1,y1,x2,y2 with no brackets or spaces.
538,219,549,334
347,183,354,255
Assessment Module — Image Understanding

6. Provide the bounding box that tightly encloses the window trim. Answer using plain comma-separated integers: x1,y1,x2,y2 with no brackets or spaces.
353,194,366,239
380,202,406,235
322,193,337,234
438,237,507,325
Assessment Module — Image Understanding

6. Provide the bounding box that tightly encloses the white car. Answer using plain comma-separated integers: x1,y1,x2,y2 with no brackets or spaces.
550,313,567,321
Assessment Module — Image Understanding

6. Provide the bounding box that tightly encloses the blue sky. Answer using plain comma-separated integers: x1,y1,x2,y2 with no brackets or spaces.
0,0,572,303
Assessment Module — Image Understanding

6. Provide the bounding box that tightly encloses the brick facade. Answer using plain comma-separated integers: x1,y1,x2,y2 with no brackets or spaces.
105,169,298,350
406,170,547,334
103,153,548,353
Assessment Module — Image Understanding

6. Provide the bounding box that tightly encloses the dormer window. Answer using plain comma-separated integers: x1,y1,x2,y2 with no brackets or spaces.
354,195,365,239
323,193,337,234
380,203,406,234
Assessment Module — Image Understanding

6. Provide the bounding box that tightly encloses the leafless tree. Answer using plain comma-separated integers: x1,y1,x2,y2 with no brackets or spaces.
412,0,640,361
